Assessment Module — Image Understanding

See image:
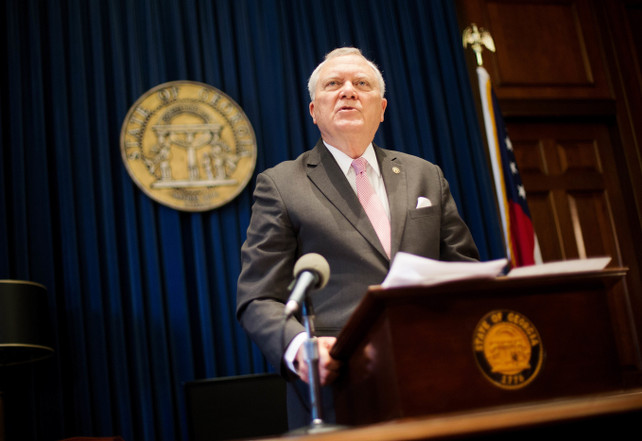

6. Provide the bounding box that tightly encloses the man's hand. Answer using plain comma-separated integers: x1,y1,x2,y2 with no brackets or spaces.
295,336,341,386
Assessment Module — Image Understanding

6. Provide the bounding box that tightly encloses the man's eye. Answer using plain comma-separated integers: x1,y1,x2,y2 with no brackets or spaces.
325,80,339,88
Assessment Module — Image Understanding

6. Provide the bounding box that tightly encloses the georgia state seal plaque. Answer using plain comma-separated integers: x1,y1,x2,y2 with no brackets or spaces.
120,81,257,212
473,310,544,390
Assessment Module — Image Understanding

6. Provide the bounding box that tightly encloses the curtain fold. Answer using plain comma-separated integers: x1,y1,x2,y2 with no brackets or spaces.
1,1,504,440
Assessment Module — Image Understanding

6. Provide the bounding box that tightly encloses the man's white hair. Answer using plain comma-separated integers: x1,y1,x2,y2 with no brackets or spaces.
307,47,386,100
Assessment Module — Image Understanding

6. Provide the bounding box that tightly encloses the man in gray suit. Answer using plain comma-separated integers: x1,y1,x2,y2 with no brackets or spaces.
236,47,479,429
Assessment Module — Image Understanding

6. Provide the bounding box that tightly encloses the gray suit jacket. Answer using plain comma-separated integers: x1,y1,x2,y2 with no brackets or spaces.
236,140,479,376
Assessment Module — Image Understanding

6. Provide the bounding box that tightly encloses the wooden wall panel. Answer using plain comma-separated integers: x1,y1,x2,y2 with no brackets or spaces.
509,124,617,263
568,191,617,258
463,0,611,99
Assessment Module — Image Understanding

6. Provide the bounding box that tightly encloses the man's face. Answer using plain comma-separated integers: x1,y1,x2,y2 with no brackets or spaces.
309,55,387,152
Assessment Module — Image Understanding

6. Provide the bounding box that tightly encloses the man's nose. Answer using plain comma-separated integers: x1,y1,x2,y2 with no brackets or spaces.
340,81,357,98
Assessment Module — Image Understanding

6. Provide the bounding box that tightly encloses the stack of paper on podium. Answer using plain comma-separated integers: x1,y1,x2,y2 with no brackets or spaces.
381,252,612,289
506,256,611,277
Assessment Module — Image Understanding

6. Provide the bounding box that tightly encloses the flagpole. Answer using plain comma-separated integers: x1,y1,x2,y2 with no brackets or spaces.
462,24,513,263
463,24,542,267
476,65,514,264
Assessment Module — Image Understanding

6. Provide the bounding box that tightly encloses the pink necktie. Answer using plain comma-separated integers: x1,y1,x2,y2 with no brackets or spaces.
351,157,391,258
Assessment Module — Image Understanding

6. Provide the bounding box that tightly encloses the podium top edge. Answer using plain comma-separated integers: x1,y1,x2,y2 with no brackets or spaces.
0,280,47,289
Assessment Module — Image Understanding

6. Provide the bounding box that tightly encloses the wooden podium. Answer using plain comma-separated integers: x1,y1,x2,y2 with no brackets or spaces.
331,268,632,426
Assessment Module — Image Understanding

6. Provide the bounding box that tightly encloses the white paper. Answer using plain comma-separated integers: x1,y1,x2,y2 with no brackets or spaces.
381,252,508,288
506,256,611,278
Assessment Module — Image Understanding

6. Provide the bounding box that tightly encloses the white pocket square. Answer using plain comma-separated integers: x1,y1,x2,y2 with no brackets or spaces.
416,196,432,208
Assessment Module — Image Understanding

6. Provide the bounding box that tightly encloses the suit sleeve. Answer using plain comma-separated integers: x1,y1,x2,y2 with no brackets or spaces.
236,171,305,376
436,166,481,261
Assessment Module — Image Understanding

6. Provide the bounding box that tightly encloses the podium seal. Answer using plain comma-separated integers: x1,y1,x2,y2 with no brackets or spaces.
473,310,544,390
120,81,257,211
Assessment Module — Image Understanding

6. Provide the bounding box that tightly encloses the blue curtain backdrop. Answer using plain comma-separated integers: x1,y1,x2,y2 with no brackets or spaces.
0,0,504,439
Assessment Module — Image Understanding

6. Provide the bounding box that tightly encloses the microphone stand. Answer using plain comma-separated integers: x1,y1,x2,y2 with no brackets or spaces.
295,298,345,435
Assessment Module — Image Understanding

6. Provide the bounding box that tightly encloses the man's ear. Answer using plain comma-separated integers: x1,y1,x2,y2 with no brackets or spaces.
309,101,317,124
380,98,388,122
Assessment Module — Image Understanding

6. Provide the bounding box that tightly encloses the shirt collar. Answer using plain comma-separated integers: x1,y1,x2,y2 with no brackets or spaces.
323,141,381,177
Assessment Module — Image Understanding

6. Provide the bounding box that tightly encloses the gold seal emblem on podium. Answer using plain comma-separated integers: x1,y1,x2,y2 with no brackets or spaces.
473,310,544,390
120,81,257,211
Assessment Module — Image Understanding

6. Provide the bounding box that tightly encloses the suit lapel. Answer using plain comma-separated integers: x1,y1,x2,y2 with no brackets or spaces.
305,141,390,259
378,147,408,257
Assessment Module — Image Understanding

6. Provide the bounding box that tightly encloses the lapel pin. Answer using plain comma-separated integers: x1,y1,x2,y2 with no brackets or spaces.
392,166,400,174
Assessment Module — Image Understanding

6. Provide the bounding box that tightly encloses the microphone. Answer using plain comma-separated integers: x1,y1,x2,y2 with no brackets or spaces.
284,253,330,317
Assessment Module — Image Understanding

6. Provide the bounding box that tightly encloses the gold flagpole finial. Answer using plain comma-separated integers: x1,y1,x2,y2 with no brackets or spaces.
462,23,496,66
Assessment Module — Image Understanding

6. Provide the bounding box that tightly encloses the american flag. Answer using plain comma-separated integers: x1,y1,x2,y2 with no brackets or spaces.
477,66,541,267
